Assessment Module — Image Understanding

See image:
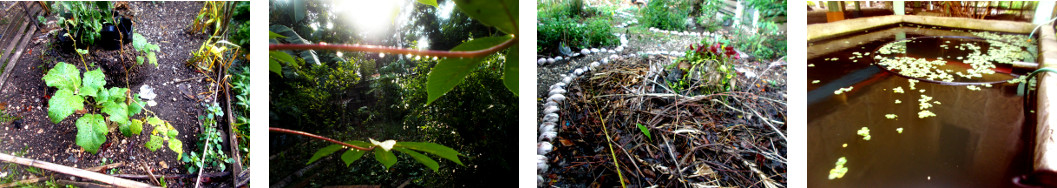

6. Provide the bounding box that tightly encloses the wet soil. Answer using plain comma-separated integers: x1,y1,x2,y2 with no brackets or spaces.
0,2,234,186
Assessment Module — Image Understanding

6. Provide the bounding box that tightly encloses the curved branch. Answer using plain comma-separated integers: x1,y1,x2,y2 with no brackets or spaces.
269,127,374,151
269,37,518,58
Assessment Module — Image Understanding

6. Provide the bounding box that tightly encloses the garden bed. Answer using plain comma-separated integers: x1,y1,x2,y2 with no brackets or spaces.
0,2,237,186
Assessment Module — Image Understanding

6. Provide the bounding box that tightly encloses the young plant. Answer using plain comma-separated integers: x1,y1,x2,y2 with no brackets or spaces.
131,33,161,66
183,102,232,172
43,62,180,156
271,128,464,172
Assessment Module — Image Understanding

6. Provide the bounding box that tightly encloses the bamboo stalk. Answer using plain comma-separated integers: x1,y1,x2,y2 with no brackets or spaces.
0,153,157,187
0,162,123,187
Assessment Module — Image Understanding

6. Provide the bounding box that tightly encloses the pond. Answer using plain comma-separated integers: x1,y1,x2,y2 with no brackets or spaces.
807,23,1036,187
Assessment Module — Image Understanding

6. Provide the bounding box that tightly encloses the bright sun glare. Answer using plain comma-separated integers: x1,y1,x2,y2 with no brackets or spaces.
335,0,404,39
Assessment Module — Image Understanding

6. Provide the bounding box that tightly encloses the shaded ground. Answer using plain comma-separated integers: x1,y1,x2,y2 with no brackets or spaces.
0,2,233,186
542,55,787,187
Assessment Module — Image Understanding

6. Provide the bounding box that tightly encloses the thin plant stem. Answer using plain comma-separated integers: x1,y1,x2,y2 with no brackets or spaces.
269,37,518,58
269,127,374,151
597,111,627,188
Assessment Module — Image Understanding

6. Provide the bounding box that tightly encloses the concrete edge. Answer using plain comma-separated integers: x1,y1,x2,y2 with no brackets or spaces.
808,15,1037,41
1036,23,1057,172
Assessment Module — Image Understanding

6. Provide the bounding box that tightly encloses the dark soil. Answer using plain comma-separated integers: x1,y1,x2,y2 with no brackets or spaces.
0,2,234,186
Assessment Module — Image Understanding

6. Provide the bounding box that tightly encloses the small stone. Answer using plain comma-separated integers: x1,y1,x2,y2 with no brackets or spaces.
574,68,584,76
543,113,559,122
549,88,566,96
537,142,553,155
147,100,158,107
547,94,566,103
159,161,167,169
547,58,555,64
591,48,600,53
581,49,591,55
590,62,600,69
555,56,563,61
543,106,559,114
537,58,546,65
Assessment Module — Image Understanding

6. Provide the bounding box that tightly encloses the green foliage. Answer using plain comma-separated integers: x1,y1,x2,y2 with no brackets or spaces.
729,22,785,60
132,33,161,66
745,0,787,20
640,0,690,31
452,0,517,35
74,114,107,154
55,1,114,46
636,123,651,140
416,0,438,8
536,3,619,55
310,139,463,172
426,35,513,105
183,102,232,172
670,42,739,93
43,62,178,156
503,46,518,94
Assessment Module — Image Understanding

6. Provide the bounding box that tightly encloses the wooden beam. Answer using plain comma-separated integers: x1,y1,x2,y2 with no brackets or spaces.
0,153,158,188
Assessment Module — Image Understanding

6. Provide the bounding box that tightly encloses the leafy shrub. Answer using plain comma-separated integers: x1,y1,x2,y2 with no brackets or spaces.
537,16,618,55
43,62,181,156
669,42,739,93
55,2,116,46
640,0,690,31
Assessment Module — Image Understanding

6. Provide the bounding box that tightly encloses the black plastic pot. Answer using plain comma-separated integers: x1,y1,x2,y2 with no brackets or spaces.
100,23,121,50
117,16,133,43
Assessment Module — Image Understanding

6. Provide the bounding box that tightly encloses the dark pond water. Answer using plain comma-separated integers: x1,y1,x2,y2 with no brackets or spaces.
807,24,1036,188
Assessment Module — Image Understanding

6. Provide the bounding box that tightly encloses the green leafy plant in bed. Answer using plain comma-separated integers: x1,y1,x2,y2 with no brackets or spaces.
131,33,162,66
44,62,182,157
182,102,232,173
668,42,739,94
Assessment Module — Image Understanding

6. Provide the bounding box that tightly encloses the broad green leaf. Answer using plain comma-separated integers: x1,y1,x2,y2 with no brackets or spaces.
394,147,439,172
153,123,169,137
307,144,343,164
132,33,148,50
130,119,143,134
43,62,81,92
96,88,111,105
119,123,131,137
167,129,179,138
147,117,164,126
146,135,163,151
453,0,517,34
147,52,158,66
396,142,463,165
416,0,438,7
47,89,85,123
426,36,512,105
168,139,183,156
81,69,105,97
108,87,128,103
268,31,286,39
270,51,295,64
101,101,128,126
637,123,652,140
126,119,143,136
136,56,144,65
503,46,518,95
341,149,367,167
269,59,282,76
128,97,144,115
374,149,397,170
75,114,107,154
